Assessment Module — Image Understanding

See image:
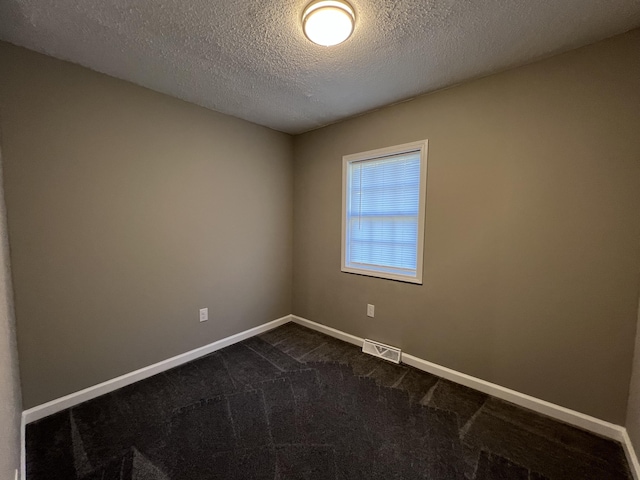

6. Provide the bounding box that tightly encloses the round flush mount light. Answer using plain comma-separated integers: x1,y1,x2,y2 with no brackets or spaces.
302,0,355,47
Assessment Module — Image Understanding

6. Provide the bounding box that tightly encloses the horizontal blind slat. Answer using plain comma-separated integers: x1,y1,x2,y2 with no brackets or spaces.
346,150,421,275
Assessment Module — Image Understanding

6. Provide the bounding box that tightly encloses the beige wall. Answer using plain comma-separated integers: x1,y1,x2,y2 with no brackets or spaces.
293,30,640,424
0,148,21,480
0,43,293,408
2,30,640,425
627,300,640,451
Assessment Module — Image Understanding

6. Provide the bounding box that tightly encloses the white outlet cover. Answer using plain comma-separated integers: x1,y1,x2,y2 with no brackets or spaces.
199,308,208,322
367,304,375,317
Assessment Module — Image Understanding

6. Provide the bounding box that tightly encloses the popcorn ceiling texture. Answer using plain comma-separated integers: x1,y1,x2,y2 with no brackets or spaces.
0,0,640,133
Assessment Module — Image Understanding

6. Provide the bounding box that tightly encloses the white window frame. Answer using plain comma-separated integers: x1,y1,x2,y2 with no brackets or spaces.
341,139,428,284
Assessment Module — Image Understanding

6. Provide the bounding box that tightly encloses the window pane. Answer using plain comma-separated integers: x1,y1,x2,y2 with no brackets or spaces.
346,151,421,276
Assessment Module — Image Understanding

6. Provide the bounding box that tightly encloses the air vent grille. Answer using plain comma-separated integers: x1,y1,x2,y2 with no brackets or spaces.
362,339,401,364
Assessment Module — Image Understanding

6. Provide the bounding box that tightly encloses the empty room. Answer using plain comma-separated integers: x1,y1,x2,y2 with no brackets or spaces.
1,0,640,479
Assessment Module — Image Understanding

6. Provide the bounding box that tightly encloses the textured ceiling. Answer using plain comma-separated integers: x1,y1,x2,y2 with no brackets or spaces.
1,0,640,134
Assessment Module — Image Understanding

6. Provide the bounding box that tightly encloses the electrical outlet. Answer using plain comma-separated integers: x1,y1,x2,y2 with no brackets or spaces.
367,304,375,318
199,308,208,322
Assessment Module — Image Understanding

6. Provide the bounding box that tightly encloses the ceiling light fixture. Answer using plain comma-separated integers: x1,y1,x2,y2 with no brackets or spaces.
302,0,355,47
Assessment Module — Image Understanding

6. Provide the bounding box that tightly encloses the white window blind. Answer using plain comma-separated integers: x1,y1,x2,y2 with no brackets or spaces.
342,140,427,283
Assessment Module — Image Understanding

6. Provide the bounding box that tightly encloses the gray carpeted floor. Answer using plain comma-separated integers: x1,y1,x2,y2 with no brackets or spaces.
26,322,632,479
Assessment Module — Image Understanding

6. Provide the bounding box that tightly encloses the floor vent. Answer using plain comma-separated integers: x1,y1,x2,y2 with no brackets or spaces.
362,339,401,364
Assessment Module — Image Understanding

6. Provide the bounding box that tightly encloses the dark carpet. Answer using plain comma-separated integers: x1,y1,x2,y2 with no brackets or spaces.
26,322,632,479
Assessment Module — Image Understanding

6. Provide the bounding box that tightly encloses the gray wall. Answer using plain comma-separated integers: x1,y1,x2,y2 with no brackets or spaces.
627,301,640,453
0,42,293,409
0,147,21,480
293,30,640,424
2,29,640,426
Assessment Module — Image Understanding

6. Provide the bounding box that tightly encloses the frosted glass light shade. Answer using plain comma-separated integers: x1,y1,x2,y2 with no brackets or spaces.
303,0,355,46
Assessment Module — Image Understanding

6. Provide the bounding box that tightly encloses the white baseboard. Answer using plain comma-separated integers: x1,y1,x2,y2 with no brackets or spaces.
294,314,640,478
622,430,640,480
291,315,626,441
402,350,625,440
291,315,363,347
20,312,640,480
20,414,25,480
22,315,291,425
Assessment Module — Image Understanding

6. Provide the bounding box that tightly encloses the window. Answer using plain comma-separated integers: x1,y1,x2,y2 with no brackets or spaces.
341,140,428,284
